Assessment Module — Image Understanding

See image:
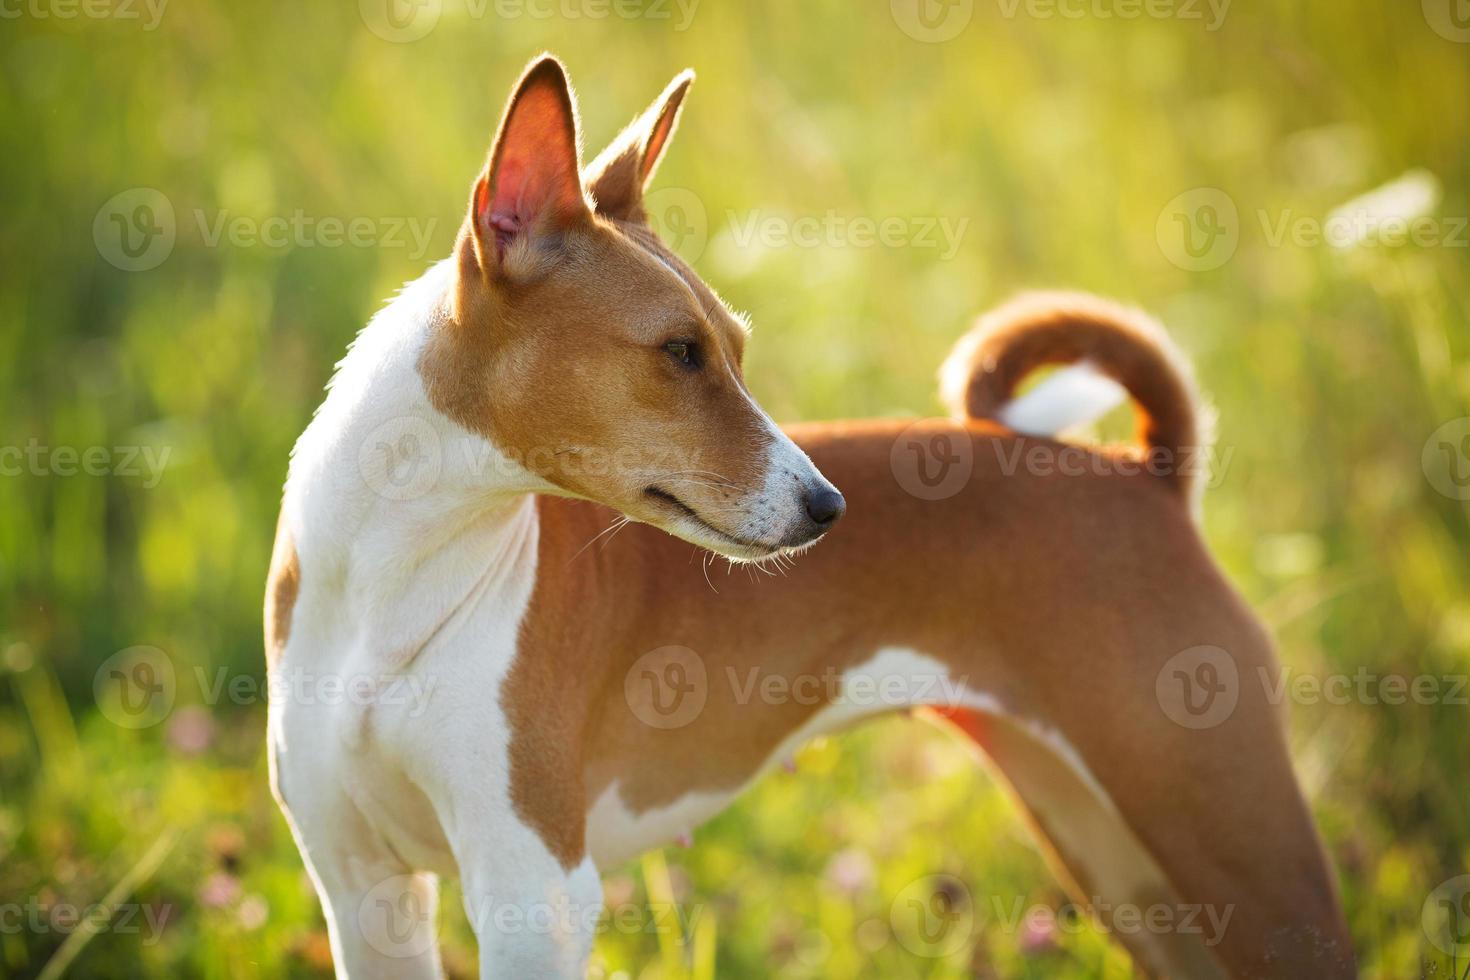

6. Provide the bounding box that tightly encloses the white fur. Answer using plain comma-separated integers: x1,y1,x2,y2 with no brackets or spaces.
587,647,966,864
938,294,1217,518
997,362,1129,437
272,260,599,978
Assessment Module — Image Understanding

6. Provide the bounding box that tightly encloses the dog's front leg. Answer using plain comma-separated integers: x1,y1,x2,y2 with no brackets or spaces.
406,676,603,979
271,745,445,979
444,803,602,979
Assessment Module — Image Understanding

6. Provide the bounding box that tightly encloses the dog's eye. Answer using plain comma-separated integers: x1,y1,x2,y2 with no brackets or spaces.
663,341,699,369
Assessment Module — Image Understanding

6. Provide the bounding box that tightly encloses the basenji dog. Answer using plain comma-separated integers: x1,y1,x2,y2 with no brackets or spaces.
266,55,1356,978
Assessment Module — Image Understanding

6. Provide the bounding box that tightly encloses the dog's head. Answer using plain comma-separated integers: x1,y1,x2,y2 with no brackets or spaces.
421,56,843,561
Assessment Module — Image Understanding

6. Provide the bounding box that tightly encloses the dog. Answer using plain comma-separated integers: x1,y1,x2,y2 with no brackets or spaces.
265,54,1356,978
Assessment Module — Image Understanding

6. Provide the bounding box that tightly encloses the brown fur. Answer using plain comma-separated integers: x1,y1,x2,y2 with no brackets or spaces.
263,511,300,669
422,57,773,542
586,70,693,222
946,292,1204,498
503,422,1351,977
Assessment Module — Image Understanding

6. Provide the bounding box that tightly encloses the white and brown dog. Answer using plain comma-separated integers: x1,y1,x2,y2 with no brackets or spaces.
266,55,1355,978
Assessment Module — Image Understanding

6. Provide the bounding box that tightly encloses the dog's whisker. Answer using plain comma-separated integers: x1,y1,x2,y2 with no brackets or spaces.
569,515,631,565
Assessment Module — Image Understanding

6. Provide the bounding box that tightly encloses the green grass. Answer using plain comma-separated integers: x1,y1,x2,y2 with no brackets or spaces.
2,1,1469,976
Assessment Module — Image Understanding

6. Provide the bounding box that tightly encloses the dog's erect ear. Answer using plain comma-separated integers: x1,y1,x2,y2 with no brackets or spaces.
468,55,591,278
585,70,694,223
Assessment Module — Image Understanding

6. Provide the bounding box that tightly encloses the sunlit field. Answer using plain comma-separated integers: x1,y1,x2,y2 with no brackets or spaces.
3,1,1469,977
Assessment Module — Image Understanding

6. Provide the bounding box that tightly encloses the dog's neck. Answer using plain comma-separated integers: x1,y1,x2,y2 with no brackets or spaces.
284,260,547,660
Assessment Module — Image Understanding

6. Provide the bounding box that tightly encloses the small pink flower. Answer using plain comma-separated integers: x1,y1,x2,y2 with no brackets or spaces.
1018,907,1058,954
167,706,215,755
199,872,240,908
823,849,874,896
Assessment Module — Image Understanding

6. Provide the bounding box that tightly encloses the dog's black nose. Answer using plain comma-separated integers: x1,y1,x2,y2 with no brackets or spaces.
804,487,846,527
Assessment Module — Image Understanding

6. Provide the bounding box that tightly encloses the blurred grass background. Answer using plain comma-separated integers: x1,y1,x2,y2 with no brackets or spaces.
2,0,1469,976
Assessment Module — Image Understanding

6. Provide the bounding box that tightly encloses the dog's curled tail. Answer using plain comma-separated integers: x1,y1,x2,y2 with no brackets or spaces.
939,291,1214,508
